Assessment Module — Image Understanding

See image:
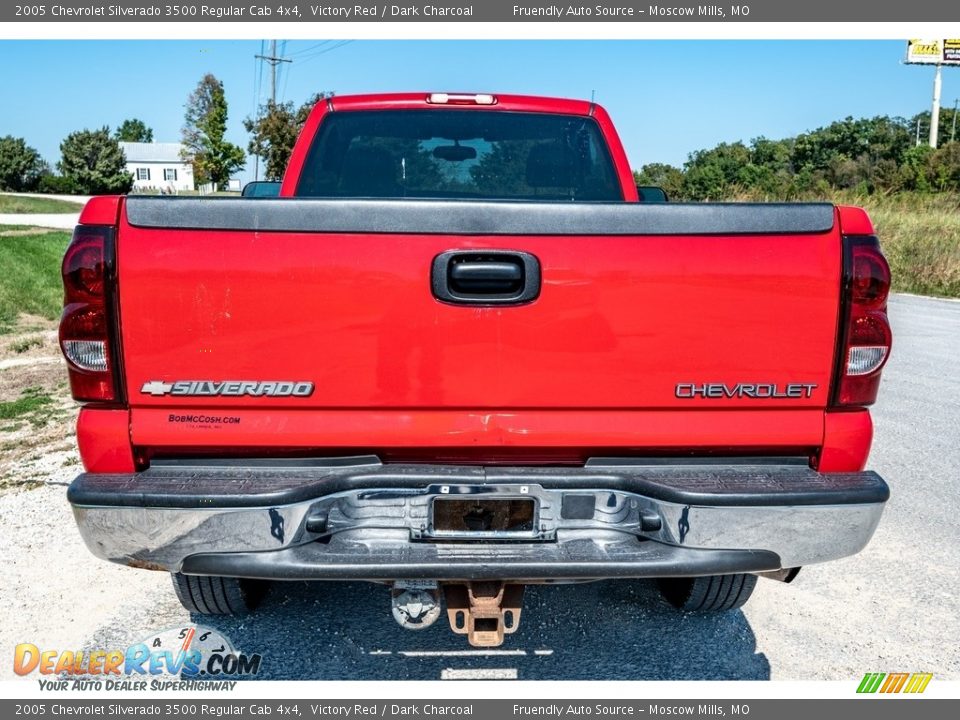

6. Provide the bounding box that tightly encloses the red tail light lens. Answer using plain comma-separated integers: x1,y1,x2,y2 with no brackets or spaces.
833,237,892,407
59,226,123,404
62,235,107,300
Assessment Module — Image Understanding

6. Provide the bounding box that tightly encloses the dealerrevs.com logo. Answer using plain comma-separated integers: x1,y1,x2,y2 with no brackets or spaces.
15,625,262,690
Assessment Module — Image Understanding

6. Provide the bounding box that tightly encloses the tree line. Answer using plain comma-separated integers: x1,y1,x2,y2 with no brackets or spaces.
0,72,307,195
635,109,960,200
0,74,246,195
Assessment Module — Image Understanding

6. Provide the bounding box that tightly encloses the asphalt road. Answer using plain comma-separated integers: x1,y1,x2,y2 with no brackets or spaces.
2,294,958,681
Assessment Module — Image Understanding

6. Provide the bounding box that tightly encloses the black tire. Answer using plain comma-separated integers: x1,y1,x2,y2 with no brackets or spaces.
656,573,757,612
171,573,267,616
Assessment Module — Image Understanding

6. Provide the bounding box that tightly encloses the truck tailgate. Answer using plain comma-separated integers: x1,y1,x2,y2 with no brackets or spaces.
116,198,841,455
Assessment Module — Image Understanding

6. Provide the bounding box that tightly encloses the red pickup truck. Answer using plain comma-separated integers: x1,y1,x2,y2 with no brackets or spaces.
61,93,891,647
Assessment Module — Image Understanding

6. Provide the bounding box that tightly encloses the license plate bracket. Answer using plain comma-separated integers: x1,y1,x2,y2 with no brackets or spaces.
426,496,540,541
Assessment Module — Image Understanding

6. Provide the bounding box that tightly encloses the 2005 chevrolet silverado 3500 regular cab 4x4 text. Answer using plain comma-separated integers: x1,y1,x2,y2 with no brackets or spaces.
61,93,892,646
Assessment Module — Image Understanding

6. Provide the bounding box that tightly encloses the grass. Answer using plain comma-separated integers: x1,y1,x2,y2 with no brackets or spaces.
728,190,960,298
0,195,84,214
0,387,53,421
0,230,70,333
10,336,42,353
855,193,960,299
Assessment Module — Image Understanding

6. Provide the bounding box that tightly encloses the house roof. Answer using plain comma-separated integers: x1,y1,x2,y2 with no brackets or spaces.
119,142,186,163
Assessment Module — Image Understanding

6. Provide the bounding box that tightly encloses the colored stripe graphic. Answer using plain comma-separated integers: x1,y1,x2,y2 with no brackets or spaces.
905,673,933,693
857,672,932,694
881,673,908,692
856,674,873,693
857,673,883,693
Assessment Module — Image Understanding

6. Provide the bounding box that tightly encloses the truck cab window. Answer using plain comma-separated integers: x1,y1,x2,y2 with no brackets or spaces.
295,109,622,201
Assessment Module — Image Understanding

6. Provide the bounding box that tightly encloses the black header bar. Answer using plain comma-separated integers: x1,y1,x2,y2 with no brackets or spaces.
4,1,958,22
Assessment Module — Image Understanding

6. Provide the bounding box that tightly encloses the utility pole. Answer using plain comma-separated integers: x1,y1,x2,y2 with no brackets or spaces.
916,117,922,146
255,40,292,105
952,97,958,144
929,63,943,148
253,40,292,180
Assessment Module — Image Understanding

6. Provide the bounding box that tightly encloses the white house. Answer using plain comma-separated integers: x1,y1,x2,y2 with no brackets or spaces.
119,142,194,193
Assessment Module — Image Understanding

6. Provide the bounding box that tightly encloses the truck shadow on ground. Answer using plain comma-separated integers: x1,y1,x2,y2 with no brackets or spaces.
196,579,770,680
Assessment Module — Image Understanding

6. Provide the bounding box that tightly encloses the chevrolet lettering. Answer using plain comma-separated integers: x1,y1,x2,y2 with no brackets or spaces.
675,383,818,399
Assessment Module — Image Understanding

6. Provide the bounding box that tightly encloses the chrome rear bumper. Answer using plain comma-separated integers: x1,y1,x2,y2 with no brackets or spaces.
67,458,888,581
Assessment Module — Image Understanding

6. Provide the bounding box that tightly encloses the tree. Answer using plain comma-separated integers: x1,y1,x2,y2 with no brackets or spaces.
58,127,133,194
682,142,752,200
928,142,960,191
114,118,154,143
0,136,45,191
244,95,322,181
181,74,245,188
634,163,685,200
791,116,912,192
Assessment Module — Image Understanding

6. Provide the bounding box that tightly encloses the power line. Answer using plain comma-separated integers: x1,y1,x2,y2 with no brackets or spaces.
280,60,291,104
287,40,338,57
297,40,354,67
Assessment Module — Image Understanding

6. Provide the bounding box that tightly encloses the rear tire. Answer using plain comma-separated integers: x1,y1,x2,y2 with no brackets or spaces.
656,573,757,612
171,573,267,616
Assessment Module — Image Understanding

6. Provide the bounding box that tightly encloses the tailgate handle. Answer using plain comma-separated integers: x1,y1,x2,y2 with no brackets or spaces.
432,251,541,305
450,262,522,291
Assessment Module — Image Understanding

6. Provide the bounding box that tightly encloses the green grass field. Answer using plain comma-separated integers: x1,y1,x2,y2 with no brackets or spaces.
857,193,960,299
0,195,84,214
0,229,70,332
722,190,959,299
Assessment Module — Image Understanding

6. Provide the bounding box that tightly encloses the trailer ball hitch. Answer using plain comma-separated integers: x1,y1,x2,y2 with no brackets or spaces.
391,586,442,630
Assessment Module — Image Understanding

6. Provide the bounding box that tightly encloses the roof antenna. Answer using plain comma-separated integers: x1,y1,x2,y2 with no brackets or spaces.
591,89,596,103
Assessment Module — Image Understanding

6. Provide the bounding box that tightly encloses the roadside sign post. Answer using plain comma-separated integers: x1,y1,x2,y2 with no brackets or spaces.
906,39,960,148
952,98,959,144
930,64,942,148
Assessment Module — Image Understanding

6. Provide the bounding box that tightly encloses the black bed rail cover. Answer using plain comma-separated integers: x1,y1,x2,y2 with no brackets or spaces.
124,197,836,236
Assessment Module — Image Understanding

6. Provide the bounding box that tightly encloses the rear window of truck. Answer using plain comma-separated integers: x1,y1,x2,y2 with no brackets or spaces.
294,109,622,201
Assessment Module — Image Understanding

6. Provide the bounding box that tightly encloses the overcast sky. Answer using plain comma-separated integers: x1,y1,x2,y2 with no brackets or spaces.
1,40,956,182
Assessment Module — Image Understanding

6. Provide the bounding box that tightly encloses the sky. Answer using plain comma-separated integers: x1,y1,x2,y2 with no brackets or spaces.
1,40,957,183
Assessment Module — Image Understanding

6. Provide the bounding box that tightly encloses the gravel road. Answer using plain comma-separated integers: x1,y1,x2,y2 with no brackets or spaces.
1,294,958,681
0,192,86,229
0,213,79,229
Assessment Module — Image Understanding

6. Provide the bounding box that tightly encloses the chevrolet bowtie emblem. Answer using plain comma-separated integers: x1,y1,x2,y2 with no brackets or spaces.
140,381,174,396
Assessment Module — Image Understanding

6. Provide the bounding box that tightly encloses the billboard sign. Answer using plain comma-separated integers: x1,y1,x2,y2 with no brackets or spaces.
906,39,960,65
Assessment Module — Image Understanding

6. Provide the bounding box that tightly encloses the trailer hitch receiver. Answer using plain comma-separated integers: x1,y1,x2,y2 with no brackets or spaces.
443,582,525,647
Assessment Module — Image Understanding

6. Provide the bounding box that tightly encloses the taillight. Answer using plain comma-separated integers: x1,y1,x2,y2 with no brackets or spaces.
832,236,892,407
59,225,123,404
